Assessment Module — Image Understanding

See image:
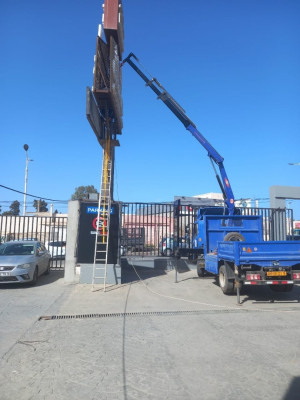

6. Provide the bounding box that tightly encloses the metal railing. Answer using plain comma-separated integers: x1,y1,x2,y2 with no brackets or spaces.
121,203,294,257
0,215,67,269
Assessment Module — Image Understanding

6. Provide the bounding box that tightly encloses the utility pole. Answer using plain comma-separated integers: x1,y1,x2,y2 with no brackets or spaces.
23,144,33,216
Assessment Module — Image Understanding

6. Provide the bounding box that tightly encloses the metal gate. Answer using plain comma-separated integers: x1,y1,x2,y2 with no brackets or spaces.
121,203,173,256
121,202,294,257
0,215,67,269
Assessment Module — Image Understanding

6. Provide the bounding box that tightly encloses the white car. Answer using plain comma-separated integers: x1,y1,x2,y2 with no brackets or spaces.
0,241,51,285
45,241,66,259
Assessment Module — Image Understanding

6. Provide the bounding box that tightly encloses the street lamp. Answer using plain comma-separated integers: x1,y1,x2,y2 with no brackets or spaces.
23,144,33,216
288,163,300,166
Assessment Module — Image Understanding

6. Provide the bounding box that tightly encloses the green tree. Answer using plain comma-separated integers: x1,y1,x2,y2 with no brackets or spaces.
71,185,98,200
2,200,20,216
33,199,48,212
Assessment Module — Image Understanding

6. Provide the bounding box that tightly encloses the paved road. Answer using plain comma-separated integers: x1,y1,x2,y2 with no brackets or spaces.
1,265,300,399
0,270,69,359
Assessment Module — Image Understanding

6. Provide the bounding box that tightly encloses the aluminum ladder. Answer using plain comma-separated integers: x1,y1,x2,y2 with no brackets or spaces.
92,137,112,291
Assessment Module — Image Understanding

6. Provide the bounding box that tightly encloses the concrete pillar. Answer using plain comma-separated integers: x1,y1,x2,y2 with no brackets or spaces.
269,186,300,240
64,200,80,283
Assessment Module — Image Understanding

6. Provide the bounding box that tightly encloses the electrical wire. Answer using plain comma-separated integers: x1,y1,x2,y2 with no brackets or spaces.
0,184,66,202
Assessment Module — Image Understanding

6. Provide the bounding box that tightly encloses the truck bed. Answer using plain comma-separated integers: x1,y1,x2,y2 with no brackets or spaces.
218,241,300,266
205,241,300,275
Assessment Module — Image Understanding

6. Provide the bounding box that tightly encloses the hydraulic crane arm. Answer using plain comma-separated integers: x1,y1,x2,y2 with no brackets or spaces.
121,53,235,214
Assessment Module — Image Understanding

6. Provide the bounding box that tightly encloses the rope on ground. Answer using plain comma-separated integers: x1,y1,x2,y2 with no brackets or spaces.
127,257,242,310
127,258,300,313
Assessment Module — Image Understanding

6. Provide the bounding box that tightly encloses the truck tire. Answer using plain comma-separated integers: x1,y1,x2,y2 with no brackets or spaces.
270,284,294,293
223,232,245,242
197,257,205,277
219,264,235,295
197,264,205,277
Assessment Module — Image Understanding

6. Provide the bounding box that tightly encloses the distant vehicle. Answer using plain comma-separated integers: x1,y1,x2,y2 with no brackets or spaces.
286,229,300,241
159,237,188,256
0,241,51,285
45,240,66,259
120,245,126,256
121,227,145,252
11,237,38,242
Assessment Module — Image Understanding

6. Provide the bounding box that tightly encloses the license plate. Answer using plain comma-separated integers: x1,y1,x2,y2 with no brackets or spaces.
0,272,11,277
267,271,287,277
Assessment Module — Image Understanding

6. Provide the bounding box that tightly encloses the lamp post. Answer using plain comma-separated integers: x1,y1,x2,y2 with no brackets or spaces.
288,163,300,166
23,144,33,216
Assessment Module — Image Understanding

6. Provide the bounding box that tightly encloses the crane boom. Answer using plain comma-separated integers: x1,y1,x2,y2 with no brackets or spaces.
121,53,235,214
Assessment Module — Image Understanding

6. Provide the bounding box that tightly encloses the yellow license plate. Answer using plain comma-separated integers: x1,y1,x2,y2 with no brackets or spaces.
267,271,287,277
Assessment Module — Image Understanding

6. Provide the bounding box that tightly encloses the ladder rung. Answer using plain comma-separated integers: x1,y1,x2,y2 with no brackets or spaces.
92,158,112,290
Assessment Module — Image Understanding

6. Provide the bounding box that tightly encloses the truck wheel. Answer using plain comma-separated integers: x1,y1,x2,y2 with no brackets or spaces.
197,263,205,277
197,257,205,277
223,232,245,242
219,264,235,295
270,284,294,292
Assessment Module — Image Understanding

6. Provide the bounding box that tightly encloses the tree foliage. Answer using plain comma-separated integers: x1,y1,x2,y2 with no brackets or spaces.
2,200,20,216
33,199,48,212
71,185,98,200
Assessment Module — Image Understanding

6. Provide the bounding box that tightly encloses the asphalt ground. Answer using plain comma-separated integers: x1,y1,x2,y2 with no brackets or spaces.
1,260,300,400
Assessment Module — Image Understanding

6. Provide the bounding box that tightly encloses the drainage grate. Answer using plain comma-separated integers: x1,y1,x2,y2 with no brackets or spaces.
38,307,288,321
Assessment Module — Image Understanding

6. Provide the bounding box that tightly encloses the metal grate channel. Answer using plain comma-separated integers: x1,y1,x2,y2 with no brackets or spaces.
38,310,241,321
38,307,300,321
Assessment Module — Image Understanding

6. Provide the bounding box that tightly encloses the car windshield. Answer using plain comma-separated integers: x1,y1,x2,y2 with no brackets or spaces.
0,243,35,256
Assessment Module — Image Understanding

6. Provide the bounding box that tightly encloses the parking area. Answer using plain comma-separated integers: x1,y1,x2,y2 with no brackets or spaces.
1,262,300,399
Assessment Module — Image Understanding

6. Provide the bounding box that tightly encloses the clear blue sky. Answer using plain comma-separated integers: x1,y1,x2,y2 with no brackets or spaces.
1,0,300,217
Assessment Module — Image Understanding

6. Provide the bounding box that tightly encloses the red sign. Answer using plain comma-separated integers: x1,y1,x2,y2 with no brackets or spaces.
92,216,107,235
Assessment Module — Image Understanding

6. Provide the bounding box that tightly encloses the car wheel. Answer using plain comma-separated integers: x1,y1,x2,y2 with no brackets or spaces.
44,261,51,275
30,267,38,286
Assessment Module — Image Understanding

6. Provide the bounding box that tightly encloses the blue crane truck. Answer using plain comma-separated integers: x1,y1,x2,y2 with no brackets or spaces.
121,53,300,303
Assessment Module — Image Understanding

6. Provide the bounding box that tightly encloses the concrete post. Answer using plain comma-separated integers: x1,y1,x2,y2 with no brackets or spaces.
269,186,300,240
64,200,80,283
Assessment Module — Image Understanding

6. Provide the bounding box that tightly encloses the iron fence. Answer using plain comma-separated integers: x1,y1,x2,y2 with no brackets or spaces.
121,203,173,256
0,215,67,269
121,203,294,257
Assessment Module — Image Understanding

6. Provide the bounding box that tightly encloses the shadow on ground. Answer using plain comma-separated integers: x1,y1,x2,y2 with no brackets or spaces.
242,284,300,304
121,257,196,284
121,258,168,284
0,269,64,290
282,376,300,400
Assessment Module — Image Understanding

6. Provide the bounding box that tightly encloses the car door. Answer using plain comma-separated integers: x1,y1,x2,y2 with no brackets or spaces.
36,242,47,274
